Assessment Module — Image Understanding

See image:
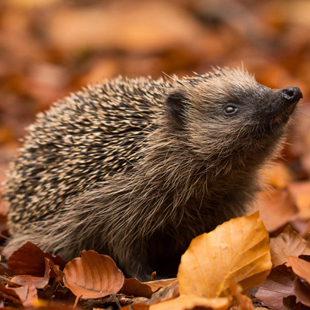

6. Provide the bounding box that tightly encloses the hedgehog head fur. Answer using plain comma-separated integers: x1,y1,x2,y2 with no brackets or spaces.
3,67,302,280
164,68,299,174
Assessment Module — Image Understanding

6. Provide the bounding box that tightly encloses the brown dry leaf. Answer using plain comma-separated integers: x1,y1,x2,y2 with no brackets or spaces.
7,242,66,277
10,257,52,289
286,256,310,283
120,278,153,298
150,295,231,310
0,282,23,304
63,250,124,299
270,226,310,267
0,282,38,306
229,283,254,310
255,188,298,232
49,260,65,281
143,278,178,293
255,265,295,310
20,282,38,307
146,280,179,305
289,182,310,220
178,212,271,298
293,278,310,307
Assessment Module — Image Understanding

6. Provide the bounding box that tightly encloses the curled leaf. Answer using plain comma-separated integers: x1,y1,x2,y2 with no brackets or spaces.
286,256,310,283
11,257,52,289
63,250,124,299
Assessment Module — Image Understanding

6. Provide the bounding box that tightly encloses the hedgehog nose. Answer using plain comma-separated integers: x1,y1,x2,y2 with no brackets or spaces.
281,87,303,102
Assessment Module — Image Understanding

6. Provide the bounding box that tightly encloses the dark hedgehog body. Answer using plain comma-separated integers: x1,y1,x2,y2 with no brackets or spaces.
4,68,302,280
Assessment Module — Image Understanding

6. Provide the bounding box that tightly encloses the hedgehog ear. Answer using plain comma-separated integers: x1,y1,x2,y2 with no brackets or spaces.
165,91,188,127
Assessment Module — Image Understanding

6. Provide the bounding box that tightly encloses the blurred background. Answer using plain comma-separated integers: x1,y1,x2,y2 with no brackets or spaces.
1,0,310,234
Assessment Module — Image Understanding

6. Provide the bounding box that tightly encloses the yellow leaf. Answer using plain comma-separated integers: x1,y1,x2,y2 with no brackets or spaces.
150,295,231,310
178,212,272,298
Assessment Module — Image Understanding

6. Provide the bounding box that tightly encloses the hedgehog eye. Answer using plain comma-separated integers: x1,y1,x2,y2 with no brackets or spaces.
224,104,239,116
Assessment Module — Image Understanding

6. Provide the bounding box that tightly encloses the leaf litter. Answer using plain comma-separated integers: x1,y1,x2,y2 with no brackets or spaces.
0,212,307,309
1,0,310,309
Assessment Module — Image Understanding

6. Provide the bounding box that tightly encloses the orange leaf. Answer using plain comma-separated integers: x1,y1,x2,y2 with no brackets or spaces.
63,250,124,299
178,212,271,298
229,283,254,310
143,278,178,293
286,256,310,283
255,188,298,232
120,278,153,298
0,282,23,304
149,295,231,310
8,242,66,277
270,226,310,267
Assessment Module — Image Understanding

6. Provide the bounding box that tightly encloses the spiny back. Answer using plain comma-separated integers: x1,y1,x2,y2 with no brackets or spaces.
5,76,172,230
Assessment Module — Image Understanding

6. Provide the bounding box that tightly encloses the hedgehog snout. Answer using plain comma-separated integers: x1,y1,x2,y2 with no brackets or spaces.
281,86,302,103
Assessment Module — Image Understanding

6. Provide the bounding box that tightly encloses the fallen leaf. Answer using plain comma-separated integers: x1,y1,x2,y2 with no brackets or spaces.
150,295,231,310
286,256,310,284
49,260,65,282
178,212,271,298
255,265,295,310
270,226,310,266
146,280,179,304
229,283,254,310
143,278,178,293
293,278,310,307
63,250,124,299
0,282,23,304
255,188,298,232
21,282,38,307
8,242,66,277
120,278,153,298
10,257,52,289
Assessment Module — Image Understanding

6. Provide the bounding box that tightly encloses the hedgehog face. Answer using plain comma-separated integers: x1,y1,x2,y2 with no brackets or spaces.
165,68,302,167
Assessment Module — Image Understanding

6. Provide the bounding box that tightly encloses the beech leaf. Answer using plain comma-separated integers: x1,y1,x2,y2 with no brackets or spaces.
255,265,295,310
270,226,310,267
178,212,272,298
286,256,310,283
11,257,52,289
120,278,153,298
7,242,66,277
149,295,231,310
143,278,178,293
293,277,310,306
63,250,124,299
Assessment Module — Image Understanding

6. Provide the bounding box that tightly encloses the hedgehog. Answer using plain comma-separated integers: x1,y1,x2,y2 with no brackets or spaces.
3,68,302,280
